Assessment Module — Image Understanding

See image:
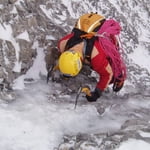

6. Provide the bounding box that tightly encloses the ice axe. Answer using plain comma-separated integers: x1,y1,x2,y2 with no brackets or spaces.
47,65,59,83
74,86,91,109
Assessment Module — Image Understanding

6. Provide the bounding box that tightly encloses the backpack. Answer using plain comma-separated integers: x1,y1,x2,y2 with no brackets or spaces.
65,12,106,61
65,13,126,81
75,12,105,33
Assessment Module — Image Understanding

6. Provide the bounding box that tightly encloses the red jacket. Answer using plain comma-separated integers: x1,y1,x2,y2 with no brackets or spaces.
58,34,113,91
91,40,113,90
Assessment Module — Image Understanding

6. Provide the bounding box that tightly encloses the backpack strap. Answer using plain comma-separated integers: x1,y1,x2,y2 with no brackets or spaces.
64,28,86,51
65,18,105,62
64,28,97,62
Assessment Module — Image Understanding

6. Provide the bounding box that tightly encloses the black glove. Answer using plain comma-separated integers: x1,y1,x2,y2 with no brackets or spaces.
86,88,102,102
113,79,124,92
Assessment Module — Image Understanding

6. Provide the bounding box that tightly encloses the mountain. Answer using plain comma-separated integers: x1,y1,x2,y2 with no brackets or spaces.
0,0,150,95
0,0,150,150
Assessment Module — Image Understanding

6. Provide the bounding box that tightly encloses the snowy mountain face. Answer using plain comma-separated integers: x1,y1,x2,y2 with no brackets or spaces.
0,0,150,150
0,0,150,93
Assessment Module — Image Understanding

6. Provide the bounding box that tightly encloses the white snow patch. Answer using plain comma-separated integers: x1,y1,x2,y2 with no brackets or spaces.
115,139,150,150
25,41,47,79
128,44,150,72
10,6,18,14
13,61,22,73
0,4,3,9
138,130,150,138
13,41,47,90
0,23,13,41
14,0,24,5
46,35,56,40
16,31,30,42
0,23,21,72
40,5,62,24
13,75,25,90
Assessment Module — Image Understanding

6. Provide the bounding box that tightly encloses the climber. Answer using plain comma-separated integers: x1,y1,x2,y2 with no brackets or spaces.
50,13,126,102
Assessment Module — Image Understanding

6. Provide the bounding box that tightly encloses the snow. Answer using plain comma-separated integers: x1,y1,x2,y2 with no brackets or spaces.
0,23,13,41
16,31,30,42
0,23,21,72
2,61,150,150
1,49,148,150
14,0,24,5
0,80,122,149
13,75,25,90
10,5,17,14
1,78,150,150
115,139,150,150
0,4,3,9
40,5,63,24
138,131,150,138
61,0,75,17
0,80,120,150
46,35,56,40
13,61,22,73
0,1,150,150
25,41,47,80
13,41,47,90
128,44,150,72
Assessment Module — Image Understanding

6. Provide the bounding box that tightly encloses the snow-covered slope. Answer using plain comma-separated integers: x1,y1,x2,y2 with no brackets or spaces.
0,0,149,93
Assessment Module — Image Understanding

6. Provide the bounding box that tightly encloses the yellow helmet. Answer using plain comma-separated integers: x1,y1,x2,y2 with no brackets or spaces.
58,50,82,77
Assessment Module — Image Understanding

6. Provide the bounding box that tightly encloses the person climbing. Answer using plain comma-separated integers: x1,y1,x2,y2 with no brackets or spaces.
48,12,127,102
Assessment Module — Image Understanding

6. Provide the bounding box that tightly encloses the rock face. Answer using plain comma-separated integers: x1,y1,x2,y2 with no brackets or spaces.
0,0,150,149
0,2,149,91
56,96,150,149
0,0,64,89
57,127,150,150
0,0,150,92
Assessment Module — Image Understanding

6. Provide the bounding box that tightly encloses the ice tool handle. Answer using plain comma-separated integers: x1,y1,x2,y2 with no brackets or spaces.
74,86,91,109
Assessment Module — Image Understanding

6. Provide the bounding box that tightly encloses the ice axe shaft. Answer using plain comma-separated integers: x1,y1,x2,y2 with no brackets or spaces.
74,87,82,109
74,86,91,109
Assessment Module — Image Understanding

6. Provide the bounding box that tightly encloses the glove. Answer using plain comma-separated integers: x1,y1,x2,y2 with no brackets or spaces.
113,79,124,92
86,88,102,102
